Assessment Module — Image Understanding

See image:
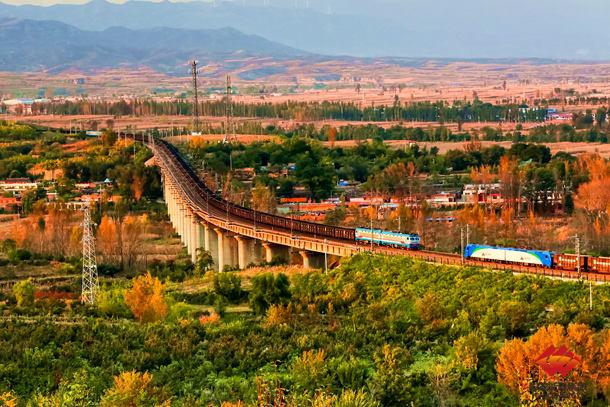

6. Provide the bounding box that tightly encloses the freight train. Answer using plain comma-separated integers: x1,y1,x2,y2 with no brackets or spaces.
464,244,610,274
149,136,610,276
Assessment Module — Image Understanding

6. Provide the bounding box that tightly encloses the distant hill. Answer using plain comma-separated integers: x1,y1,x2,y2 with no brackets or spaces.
1,0,610,60
0,17,305,72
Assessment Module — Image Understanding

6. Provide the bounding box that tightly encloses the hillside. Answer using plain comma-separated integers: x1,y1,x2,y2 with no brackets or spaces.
1,0,610,59
0,17,305,72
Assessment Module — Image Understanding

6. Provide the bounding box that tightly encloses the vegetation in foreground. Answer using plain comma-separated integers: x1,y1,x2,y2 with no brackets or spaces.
0,254,609,406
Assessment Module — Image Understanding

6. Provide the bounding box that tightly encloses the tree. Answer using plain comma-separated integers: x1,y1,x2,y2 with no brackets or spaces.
12,278,35,307
100,371,170,407
102,129,117,147
251,182,276,213
249,273,291,315
124,273,169,323
328,126,338,148
194,248,214,274
369,345,413,406
497,324,610,403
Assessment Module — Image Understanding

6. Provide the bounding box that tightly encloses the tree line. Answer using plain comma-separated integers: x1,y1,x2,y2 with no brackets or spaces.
34,99,548,123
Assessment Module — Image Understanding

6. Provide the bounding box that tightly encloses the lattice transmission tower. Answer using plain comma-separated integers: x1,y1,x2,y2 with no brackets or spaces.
191,60,201,134
81,202,99,304
223,74,236,143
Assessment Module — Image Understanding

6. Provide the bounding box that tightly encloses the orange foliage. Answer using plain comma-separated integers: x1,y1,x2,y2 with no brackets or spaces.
124,272,168,323
575,176,610,215
100,371,170,407
131,174,145,202
470,165,495,184
328,127,337,148
497,324,610,402
199,312,221,325
576,153,610,182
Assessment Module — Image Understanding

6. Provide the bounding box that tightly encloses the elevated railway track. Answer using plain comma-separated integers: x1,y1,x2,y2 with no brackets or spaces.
15,122,610,282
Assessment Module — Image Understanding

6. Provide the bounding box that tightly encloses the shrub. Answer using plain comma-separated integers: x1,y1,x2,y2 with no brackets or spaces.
249,273,291,315
12,279,35,307
213,272,244,303
124,273,169,323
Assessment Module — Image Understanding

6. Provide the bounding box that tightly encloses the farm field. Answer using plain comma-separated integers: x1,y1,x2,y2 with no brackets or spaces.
2,60,610,105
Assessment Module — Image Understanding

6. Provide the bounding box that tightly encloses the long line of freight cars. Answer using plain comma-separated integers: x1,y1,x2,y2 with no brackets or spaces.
150,135,610,276
464,244,610,274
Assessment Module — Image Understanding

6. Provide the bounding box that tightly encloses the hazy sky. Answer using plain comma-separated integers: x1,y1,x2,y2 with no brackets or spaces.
1,0,208,4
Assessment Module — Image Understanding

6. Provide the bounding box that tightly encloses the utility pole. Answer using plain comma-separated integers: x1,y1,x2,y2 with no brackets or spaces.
589,280,593,311
81,202,99,304
324,238,328,274
460,227,465,265
370,211,374,251
191,60,200,134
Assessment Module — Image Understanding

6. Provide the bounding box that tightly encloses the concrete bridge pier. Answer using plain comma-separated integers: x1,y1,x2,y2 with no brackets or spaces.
189,214,201,263
205,224,220,271
215,228,239,271
262,243,290,264
299,250,326,270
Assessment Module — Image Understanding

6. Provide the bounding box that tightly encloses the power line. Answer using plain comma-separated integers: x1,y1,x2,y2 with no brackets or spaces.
81,202,99,304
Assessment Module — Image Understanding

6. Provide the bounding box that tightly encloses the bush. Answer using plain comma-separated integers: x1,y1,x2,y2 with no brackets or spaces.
8,249,32,263
12,279,35,307
212,272,244,303
249,273,291,315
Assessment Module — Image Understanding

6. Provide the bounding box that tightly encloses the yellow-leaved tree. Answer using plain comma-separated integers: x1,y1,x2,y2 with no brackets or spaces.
100,371,170,407
124,273,168,323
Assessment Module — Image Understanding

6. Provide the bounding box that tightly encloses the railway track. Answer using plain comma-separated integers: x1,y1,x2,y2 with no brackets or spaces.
144,135,610,283
18,123,610,283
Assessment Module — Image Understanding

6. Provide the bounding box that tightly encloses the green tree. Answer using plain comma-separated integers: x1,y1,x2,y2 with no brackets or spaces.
249,273,291,314
194,248,214,275
12,278,35,307
212,272,244,302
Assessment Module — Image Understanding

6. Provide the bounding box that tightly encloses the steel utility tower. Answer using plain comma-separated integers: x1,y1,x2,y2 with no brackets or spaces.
81,202,99,304
191,60,200,133
223,74,236,143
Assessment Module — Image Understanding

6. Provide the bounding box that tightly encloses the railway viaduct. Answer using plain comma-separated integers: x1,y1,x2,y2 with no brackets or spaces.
151,137,359,271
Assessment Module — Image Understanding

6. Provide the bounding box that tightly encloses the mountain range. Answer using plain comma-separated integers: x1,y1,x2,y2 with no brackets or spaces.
0,17,305,72
2,0,610,60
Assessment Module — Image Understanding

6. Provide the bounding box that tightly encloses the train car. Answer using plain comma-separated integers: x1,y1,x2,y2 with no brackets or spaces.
589,257,610,274
355,228,420,249
464,244,553,267
553,253,589,272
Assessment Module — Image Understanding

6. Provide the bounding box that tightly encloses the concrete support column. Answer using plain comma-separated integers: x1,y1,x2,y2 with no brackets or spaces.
235,236,254,270
190,215,199,263
197,222,205,251
262,242,274,263
204,223,211,254
205,225,219,271
300,251,312,269
214,228,226,272
184,210,192,252
299,250,325,270
262,243,290,264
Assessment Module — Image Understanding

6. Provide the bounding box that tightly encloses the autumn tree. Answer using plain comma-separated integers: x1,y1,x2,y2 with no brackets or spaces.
328,126,338,148
251,182,277,213
124,273,169,323
12,279,35,307
101,129,118,147
121,215,149,270
497,324,610,404
100,371,170,407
